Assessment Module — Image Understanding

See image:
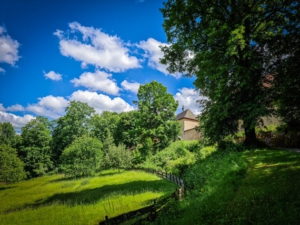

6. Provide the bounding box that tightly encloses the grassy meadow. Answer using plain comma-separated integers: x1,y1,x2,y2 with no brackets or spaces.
0,169,177,225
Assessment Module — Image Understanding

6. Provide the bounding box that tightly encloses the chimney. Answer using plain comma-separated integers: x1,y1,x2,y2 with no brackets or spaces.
182,105,184,111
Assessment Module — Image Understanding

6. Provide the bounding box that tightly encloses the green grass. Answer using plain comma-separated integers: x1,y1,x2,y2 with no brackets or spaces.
154,147,300,225
0,169,177,225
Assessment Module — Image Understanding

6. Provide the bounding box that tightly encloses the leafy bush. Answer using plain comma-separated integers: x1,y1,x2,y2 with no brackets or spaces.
0,144,26,183
60,136,103,177
144,141,205,176
103,144,132,171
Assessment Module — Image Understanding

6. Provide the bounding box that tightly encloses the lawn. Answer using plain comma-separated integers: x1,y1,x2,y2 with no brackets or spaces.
0,169,177,225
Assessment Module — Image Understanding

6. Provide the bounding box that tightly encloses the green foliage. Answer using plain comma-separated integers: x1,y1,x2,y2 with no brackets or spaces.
155,148,300,225
160,0,299,145
265,22,300,133
145,141,206,176
21,116,53,178
135,81,180,151
103,144,132,170
51,101,95,163
115,110,140,148
91,111,120,144
0,144,26,184
60,136,103,177
0,122,16,146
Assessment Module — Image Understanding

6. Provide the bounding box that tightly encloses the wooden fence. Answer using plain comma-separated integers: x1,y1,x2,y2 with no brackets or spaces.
99,168,185,225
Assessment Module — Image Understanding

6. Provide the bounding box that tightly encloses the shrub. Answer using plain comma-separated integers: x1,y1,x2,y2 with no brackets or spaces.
0,144,26,183
60,136,103,177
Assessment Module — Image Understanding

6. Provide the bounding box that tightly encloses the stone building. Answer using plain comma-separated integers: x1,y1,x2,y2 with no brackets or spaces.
175,109,201,140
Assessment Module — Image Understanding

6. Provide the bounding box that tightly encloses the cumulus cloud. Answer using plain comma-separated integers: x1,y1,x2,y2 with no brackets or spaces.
174,88,203,115
0,67,5,73
0,111,35,131
69,90,134,114
6,104,24,111
26,95,68,118
0,103,5,111
44,70,62,81
71,70,120,95
54,22,140,72
0,26,20,66
138,38,181,78
121,80,140,94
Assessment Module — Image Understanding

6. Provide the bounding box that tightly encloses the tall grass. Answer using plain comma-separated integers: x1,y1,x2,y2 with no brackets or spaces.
0,169,176,225
154,147,300,225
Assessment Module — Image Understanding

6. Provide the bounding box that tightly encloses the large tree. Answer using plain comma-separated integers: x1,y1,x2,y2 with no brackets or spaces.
134,81,180,151
90,111,120,144
20,116,53,177
160,0,299,145
0,122,16,146
51,101,95,163
115,110,140,148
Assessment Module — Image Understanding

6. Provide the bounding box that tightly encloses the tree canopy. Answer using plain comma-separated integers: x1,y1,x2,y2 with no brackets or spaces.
160,0,300,144
21,116,53,177
0,122,16,146
51,101,95,163
134,81,180,151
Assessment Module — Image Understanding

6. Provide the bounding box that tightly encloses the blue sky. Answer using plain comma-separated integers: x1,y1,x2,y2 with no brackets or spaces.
0,0,200,131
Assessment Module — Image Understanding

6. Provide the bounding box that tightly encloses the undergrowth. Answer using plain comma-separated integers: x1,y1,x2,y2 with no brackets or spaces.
152,144,300,225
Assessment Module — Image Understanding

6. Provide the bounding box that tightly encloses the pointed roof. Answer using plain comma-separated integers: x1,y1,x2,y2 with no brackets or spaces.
175,109,197,121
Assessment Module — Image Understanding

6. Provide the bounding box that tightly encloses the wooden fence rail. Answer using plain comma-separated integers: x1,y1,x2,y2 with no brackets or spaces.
99,168,185,225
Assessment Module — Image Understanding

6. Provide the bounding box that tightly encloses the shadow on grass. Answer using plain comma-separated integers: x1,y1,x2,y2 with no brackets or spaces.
5,180,173,213
50,170,125,183
0,186,14,191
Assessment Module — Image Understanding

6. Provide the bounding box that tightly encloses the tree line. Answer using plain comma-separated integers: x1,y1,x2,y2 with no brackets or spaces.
0,81,181,183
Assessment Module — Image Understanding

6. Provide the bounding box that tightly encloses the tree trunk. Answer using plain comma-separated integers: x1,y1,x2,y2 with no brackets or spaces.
244,126,257,145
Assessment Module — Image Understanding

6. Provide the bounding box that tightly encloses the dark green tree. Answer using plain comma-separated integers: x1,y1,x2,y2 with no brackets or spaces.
115,110,140,148
51,101,95,163
269,36,300,133
0,122,16,146
60,136,103,177
90,111,120,144
21,116,53,178
0,144,26,183
160,0,299,145
134,81,180,151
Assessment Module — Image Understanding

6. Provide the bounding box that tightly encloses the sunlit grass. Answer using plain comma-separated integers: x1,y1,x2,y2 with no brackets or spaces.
0,169,176,225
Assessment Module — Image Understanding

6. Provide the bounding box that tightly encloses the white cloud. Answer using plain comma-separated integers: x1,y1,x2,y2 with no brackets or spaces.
44,70,62,81
54,22,140,72
121,80,140,94
26,95,68,118
174,88,203,115
71,70,120,95
0,111,35,131
0,67,5,73
0,103,5,111
0,26,20,66
6,104,24,111
69,90,134,114
138,38,181,78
